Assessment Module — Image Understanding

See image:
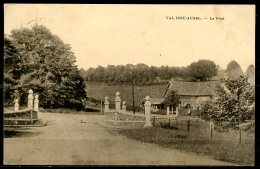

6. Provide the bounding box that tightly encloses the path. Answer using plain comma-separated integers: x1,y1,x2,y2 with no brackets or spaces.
4,112,236,165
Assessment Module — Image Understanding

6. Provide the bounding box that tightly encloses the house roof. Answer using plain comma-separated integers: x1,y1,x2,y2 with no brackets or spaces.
165,80,220,96
150,98,164,105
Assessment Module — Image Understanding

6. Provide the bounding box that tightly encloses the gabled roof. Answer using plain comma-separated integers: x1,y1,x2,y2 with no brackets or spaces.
165,80,220,96
150,98,164,105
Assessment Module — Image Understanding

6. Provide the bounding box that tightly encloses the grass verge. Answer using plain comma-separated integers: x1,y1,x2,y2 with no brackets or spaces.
117,126,254,165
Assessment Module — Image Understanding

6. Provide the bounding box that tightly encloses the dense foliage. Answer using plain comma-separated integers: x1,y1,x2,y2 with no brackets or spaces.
246,64,255,75
4,37,22,105
80,59,219,85
4,25,87,109
187,60,218,81
163,90,181,108
201,75,255,128
226,60,244,78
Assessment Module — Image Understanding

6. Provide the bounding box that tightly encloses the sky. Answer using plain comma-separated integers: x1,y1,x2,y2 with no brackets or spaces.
4,4,255,71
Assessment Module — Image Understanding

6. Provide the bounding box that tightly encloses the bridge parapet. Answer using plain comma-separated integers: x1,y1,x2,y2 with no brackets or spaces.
4,109,38,125
4,89,39,126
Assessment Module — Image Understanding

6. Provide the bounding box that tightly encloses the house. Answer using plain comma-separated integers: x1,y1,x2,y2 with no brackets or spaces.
150,98,165,110
164,80,220,110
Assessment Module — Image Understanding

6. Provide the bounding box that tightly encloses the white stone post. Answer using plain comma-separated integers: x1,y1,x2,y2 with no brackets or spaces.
210,120,214,130
34,94,39,111
167,106,170,116
14,99,19,111
187,108,191,115
176,106,179,117
28,89,34,110
144,96,152,127
104,96,109,113
122,101,126,112
115,91,121,111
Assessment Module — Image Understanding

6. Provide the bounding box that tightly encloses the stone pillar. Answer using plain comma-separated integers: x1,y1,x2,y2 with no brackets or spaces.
27,89,34,110
122,101,126,112
210,120,214,130
34,94,39,111
115,91,121,111
176,106,179,117
144,96,152,127
104,96,109,113
14,99,19,111
167,106,170,116
187,108,191,115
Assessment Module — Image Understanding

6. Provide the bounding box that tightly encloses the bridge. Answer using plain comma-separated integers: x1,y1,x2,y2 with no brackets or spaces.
4,89,42,128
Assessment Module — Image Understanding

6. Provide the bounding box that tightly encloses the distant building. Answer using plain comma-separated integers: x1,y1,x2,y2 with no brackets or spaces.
150,98,165,111
164,80,220,110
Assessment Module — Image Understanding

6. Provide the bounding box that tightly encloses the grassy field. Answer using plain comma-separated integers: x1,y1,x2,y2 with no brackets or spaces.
117,118,255,165
86,81,168,109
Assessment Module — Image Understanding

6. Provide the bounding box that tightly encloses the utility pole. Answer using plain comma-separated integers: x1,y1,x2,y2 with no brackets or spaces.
100,98,103,115
132,79,135,114
131,67,135,114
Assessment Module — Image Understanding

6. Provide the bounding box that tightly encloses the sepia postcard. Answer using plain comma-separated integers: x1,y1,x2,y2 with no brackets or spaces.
3,4,255,166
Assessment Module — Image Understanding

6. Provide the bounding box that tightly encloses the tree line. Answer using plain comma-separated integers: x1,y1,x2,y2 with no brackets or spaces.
80,60,219,85
4,25,86,109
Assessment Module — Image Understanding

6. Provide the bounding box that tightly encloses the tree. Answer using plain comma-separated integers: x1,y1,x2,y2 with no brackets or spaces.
5,25,87,109
226,60,244,78
187,59,218,81
246,64,255,85
93,65,105,82
200,99,220,121
246,64,255,75
4,36,23,105
201,75,255,128
163,90,181,109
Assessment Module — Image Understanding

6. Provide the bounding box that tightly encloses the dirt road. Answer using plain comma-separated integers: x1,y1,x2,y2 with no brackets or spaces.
4,112,236,165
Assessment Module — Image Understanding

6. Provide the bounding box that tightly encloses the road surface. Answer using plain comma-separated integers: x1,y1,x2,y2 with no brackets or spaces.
4,112,236,165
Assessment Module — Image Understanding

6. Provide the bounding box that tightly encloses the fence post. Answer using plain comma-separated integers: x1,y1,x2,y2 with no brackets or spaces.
14,99,19,111
104,96,109,113
144,96,152,127
176,106,179,117
115,91,121,111
28,89,34,110
114,112,118,125
34,94,39,112
122,101,126,112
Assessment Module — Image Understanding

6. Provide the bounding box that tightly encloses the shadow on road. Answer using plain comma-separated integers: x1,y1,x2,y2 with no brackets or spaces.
4,129,43,138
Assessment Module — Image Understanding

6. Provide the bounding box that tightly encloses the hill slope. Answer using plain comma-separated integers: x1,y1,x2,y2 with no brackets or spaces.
86,82,168,109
